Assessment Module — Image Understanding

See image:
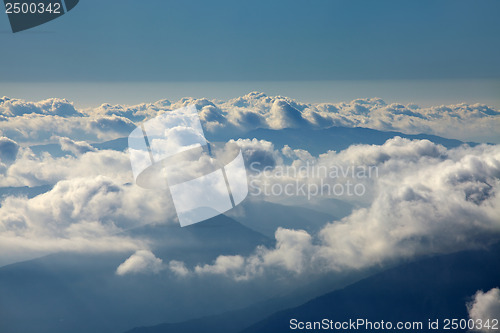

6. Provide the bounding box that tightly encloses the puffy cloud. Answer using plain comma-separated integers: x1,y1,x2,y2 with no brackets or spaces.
116,250,164,275
0,175,175,230
198,105,227,132
2,117,498,276
176,139,500,280
221,94,312,131
169,97,218,111
282,145,314,161
304,99,500,143
2,94,499,144
267,100,309,129
319,142,500,268
0,114,89,144
87,115,136,139
54,136,96,155
1,93,499,275
194,229,317,281
0,97,134,144
0,96,81,117
0,176,176,265
223,138,282,171
0,148,133,187
0,114,134,144
195,255,245,277
315,147,500,271
189,228,317,281
93,99,171,122
168,260,190,277
220,93,500,143
468,288,500,332
261,228,315,274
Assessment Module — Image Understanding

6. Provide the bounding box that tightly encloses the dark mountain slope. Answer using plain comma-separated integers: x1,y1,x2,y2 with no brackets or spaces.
0,215,274,333
242,243,500,333
125,244,500,333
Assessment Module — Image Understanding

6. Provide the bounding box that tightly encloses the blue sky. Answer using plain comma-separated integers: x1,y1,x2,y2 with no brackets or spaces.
1,0,499,82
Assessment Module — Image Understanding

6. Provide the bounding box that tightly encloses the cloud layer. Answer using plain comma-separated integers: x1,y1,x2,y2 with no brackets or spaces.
1,93,499,278
2,93,499,145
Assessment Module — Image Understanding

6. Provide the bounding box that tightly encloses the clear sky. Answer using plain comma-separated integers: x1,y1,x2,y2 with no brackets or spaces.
1,0,499,82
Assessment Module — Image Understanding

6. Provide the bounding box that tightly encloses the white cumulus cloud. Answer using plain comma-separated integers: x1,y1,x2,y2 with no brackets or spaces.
176,139,500,280
468,288,500,332
54,136,97,155
2,93,499,144
116,250,164,275
0,176,176,266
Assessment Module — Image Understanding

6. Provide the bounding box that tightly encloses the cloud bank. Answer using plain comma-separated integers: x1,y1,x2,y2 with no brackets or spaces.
2,93,499,145
173,139,500,280
1,93,499,278
0,176,176,265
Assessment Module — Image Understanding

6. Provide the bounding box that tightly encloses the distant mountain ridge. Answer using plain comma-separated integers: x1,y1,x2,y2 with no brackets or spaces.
236,127,476,155
224,199,339,238
28,126,476,158
241,243,500,333
0,215,275,333
126,243,500,333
